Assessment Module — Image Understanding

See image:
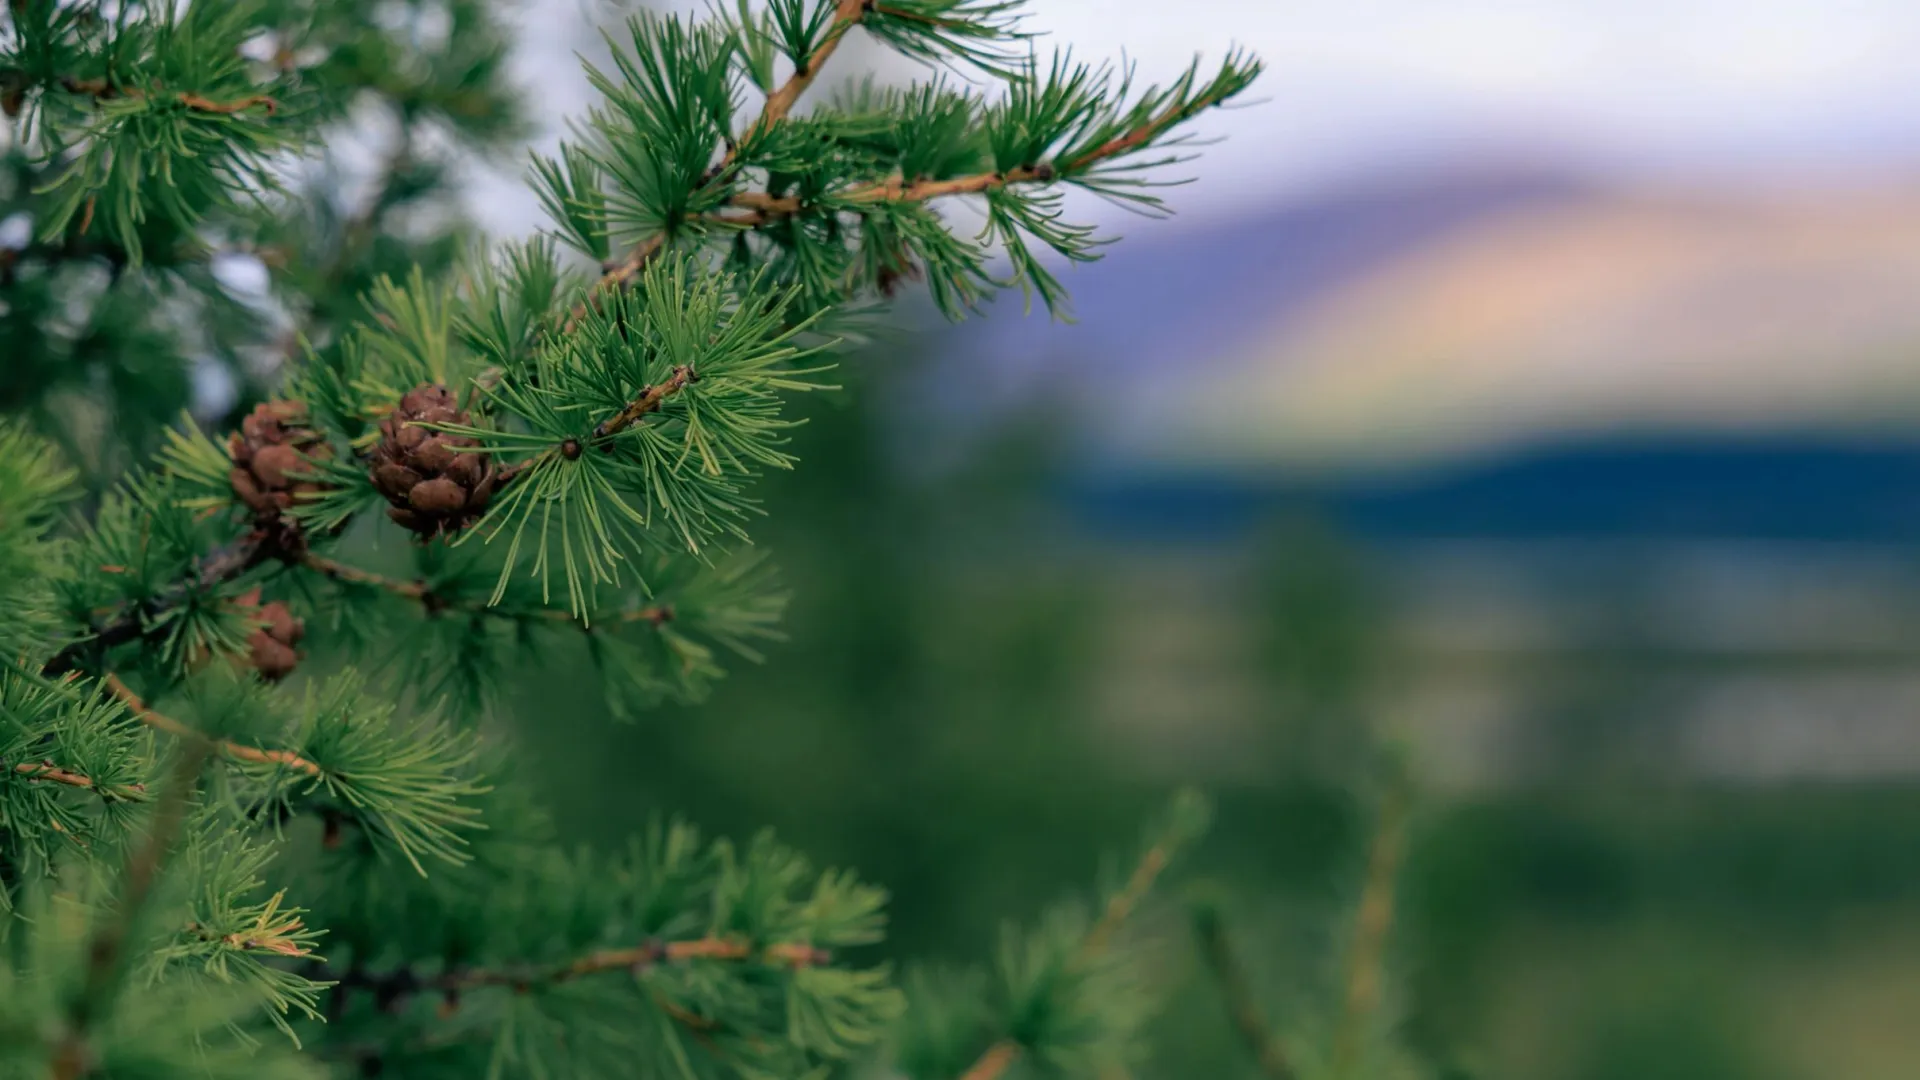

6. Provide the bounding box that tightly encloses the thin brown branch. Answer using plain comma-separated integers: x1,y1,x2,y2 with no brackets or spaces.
493,361,698,481
1331,771,1412,1076
176,91,279,116
1056,92,1215,176
450,938,826,991
298,553,427,600
666,938,825,964
956,1040,1022,1080
56,76,113,98
490,452,543,487
329,937,828,1002
562,232,666,335
592,364,699,440
58,77,278,115
617,604,678,627
728,167,1038,219
10,760,100,790
103,674,323,778
557,0,867,337
752,0,867,136
1081,835,1172,957
954,827,1184,1080
8,759,146,800
297,553,672,626
723,71,1242,227
1193,906,1294,1080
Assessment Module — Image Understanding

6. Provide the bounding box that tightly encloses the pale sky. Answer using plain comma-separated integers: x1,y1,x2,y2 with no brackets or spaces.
466,0,1920,236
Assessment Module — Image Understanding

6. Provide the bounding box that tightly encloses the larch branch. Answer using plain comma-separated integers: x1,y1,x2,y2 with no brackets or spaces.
728,168,1035,218
103,674,323,778
58,77,278,115
41,533,271,678
1081,835,1172,956
592,364,699,440
752,0,868,135
1331,773,1411,1075
1194,906,1294,1080
562,233,665,335
8,759,146,800
174,91,279,116
298,553,427,600
11,761,95,789
498,363,701,480
559,0,867,336
955,1040,1022,1080
953,828,1183,1080
449,938,827,992
297,553,672,626
722,71,1246,226
328,937,828,1002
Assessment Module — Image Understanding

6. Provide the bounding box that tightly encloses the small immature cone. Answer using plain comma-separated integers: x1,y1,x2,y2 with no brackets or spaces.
249,605,304,681
229,400,333,522
367,384,497,538
237,588,305,681
187,589,305,680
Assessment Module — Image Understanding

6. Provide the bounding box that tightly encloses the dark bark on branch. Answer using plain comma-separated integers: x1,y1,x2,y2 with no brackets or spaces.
41,533,272,677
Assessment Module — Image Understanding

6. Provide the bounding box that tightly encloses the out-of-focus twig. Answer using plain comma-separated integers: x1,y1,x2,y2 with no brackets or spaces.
1331,761,1413,1076
1193,902,1295,1080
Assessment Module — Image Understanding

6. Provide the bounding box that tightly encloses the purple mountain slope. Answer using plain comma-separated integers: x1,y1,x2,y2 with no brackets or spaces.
918,164,1599,392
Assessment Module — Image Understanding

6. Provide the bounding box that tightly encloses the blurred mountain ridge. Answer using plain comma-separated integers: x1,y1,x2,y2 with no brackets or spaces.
1166,172,1920,468
914,161,1596,418
906,159,1920,546
919,159,1920,469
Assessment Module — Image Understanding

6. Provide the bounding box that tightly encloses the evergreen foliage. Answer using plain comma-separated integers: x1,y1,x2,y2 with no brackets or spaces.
0,1,1267,1076
0,0,524,484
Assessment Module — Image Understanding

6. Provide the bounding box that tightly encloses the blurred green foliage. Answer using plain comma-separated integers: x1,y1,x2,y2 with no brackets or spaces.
504,349,1920,1080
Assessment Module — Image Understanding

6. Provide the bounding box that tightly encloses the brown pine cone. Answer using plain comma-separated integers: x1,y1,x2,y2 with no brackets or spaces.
229,400,332,520
368,384,496,538
191,589,305,680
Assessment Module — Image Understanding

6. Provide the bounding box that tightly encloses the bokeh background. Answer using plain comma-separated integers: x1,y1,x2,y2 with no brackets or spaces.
321,2,1920,1076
